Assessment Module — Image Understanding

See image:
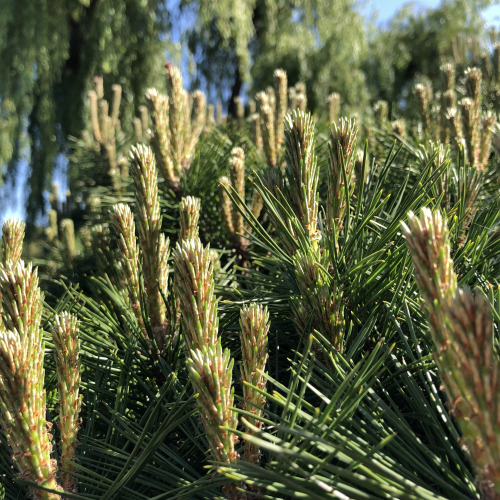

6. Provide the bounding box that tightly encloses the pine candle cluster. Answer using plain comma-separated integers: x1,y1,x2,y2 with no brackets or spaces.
146,65,206,195
403,208,499,499
0,220,82,498
1,52,499,500
220,147,263,257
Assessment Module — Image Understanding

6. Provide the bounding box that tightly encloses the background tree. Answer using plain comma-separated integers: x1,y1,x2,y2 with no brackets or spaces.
184,0,370,114
185,0,496,117
364,0,494,108
0,0,170,223
0,0,497,224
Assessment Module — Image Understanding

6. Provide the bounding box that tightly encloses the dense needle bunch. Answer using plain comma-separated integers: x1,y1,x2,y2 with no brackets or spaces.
326,93,341,124
293,249,345,350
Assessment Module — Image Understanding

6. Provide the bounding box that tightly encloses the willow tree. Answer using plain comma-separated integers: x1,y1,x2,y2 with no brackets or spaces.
184,0,370,114
364,0,495,105
0,0,169,222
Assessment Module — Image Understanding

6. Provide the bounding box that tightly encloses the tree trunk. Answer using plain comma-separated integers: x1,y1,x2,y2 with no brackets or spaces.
227,0,265,116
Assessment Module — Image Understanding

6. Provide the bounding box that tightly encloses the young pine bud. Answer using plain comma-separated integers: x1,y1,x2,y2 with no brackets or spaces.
251,113,263,155
248,99,256,114
129,145,169,348
138,105,148,136
461,97,480,167
110,84,122,127
234,96,244,121
239,304,270,465
2,218,25,266
88,90,101,144
133,116,143,141
444,290,499,499
442,89,456,110
295,82,306,96
186,343,241,499
179,196,201,242
479,111,496,171
173,238,218,352
327,118,358,238
403,211,499,499
61,218,76,262
250,189,264,221
326,92,340,124
229,147,246,237
465,67,482,119
98,99,110,144
52,313,82,494
0,262,60,498
145,88,178,191
166,64,186,172
261,104,276,168
374,100,388,129
284,110,320,246
93,74,104,99
46,209,58,243
188,90,207,155
110,203,143,330
401,208,457,337
446,107,463,145
493,43,500,83
415,83,431,134
219,176,235,237
274,69,288,154
440,63,456,93
295,93,307,112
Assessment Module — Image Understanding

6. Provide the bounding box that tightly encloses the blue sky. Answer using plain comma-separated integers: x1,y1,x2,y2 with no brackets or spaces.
369,0,500,25
3,0,500,223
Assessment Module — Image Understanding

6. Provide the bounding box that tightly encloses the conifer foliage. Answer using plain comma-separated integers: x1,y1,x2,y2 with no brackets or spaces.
0,55,499,500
